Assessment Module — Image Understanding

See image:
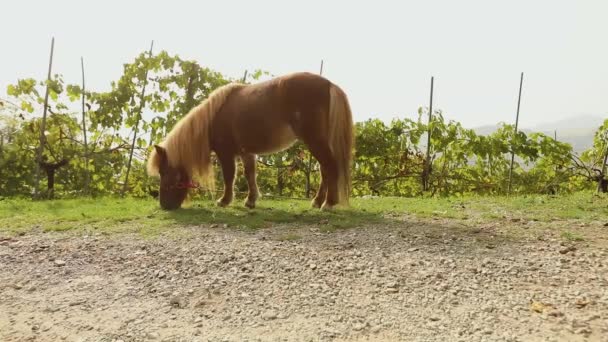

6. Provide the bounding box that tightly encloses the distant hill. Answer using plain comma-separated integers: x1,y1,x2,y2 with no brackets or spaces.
472,114,605,153
530,114,605,132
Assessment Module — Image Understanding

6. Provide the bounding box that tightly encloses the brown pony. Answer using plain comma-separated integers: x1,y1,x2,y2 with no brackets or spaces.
146,72,354,211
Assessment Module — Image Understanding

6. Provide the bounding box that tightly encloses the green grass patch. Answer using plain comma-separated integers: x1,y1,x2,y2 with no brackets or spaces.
560,230,585,242
0,192,605,237
0,196,385,236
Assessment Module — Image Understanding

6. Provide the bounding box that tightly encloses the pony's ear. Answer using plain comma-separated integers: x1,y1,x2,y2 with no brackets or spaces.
147,144,168,176
154,144,166,158
154,145,169,170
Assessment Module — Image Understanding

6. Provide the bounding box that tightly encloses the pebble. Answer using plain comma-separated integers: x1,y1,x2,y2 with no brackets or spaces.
146,332,160,339
262,310,278,320
353,323,366,331
54,260,66,267
169,296,186,308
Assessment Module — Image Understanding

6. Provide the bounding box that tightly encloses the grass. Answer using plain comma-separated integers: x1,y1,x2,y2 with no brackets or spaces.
560,230,585,242
0,192,606,238
0,196,384,236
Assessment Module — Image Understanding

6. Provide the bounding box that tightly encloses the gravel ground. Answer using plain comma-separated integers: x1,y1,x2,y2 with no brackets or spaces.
1,219,607,342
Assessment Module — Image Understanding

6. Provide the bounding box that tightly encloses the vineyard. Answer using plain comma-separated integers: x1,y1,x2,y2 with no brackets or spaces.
2,44,608,342
1,47,607,201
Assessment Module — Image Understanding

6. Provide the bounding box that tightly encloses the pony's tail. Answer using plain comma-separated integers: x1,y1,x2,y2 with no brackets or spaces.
328,83,354,206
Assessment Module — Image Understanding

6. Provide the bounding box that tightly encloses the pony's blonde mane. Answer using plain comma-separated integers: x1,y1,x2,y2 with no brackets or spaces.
147,83,243,188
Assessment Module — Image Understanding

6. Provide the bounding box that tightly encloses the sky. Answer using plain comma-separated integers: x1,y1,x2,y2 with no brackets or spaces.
1,0,607,129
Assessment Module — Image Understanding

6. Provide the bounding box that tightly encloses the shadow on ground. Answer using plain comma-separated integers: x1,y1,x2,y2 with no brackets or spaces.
158,200,536,252
163,200,387,232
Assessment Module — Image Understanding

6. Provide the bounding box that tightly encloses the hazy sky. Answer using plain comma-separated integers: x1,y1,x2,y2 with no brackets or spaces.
1,0,606,128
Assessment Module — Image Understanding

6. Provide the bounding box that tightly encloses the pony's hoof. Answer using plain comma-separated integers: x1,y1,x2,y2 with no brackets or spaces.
320,203,335,211
216,199,231,207
244,200,256,209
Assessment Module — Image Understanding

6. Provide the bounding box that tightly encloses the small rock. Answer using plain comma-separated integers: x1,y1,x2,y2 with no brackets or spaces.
309,264,317,270
407,247,419,252
146,332,160,339
576,328,592,335
386,281,398,289
429,316,440,322
262,310,278,320
559,246,576,255
157,271,166,279
169,296,186,308
69,300,86,306
43,306,60,313
54,260,66,267
353,323,366,331
371,325,381,333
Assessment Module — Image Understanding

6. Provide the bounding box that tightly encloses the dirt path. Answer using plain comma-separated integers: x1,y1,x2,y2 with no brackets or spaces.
1,219,607,342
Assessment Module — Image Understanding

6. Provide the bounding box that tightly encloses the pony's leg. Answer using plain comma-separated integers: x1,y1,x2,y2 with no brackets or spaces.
311,165,327,208
241,153,260,209
217,154,236,207
306,142,338,210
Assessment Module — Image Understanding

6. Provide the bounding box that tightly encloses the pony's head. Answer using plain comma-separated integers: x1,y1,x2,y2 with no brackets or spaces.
147,145,191,210
146,82,243,210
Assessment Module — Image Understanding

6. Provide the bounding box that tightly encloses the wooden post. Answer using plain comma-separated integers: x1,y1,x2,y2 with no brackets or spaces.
508,72,524,195
554,129,560,180
122,40,154,196
305,60,324,198
599,137,608,193
423,76,434,192
242,70,248,83
81,57,90,195
34,37,55,199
